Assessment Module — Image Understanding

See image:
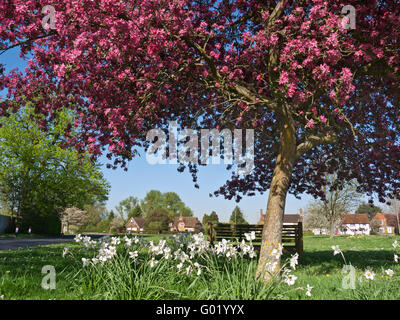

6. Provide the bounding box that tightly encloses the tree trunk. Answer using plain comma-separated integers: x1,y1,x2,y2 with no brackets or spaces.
256,116,297,282
329,221,335,238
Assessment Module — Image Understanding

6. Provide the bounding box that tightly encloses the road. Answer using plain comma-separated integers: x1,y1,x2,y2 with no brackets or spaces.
0,234,105,251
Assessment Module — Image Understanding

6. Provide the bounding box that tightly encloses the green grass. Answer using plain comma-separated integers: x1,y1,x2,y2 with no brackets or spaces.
0,234,400,300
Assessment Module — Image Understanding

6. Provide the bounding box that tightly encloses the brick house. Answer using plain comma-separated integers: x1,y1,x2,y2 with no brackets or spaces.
126,217,146,233
370,213,398,234
338,213,370,235
169,214,203,233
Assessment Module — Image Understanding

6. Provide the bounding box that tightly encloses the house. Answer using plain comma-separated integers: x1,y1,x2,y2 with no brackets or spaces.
312,228,328,235
169,214,203,233
338,213,370,235
257,209,303,225
126,217,146,233
370,213,398,234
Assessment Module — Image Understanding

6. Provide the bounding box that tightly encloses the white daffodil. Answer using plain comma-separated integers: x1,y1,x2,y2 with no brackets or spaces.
306,284,313,297
284,274,297,286
124,236,133,248
393,240,398,248
385,269,394,278
82,258,90,267
186,265,193,275
149,257,158,268
290,253,299,270
110,237,121,246
364,270,375,280
395,254,399,263
129,251,138,260
332,245,341,256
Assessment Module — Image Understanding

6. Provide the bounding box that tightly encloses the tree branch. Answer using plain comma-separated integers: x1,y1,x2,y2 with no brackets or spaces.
295,133,338,160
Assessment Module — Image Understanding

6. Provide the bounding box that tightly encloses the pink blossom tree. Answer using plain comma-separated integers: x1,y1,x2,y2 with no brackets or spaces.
1,0,400,281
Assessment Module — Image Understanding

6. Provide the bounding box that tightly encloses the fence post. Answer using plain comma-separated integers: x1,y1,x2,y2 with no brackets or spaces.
297,221,304,260
208,222,215,244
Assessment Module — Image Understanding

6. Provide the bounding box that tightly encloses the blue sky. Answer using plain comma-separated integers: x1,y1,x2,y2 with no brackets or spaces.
1,47,316,224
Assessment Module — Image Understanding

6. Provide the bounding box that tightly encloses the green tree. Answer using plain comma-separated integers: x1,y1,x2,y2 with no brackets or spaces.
141,190,192,219
209,211,219,224
108,210,115,222
203,211,219,226
115,196,139,222
83,204,109,232
144,208,170,234
0,105,109,234
127,204,143,220
162,192,192,218
229,206,248,225
203,210,219,233
141,190,163,217
356,202,383,220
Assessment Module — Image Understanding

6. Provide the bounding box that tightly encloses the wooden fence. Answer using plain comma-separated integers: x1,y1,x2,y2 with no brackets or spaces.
207,222,303,258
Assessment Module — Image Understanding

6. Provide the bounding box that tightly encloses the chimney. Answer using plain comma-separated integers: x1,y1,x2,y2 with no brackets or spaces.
299,208,303,221
260,209,263,219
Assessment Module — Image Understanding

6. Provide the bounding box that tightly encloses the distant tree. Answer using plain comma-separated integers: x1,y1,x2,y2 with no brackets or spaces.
115,196,139,221
127,204,143,220
356,202,383,219
303,209,329,232
144,208,170,234
209,211,219,224
83,204,108,232
203,211,219,229
109,217,125,234
162,192,193,217
141,190,163,217
108,210,115,222
60,207,89,234
230,206,248,225
369,219,382,234
306,174,361,237
141,190,192,218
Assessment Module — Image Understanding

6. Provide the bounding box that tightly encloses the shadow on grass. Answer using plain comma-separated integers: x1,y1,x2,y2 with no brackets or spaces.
300,249,397,274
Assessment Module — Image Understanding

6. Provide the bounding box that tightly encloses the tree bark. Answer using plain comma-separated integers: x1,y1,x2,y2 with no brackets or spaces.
256,113,297,282
329,221,335,238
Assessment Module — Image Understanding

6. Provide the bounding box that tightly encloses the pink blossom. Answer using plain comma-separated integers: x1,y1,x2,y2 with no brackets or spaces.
320,115,328,124
306,119,315,129
279,71,289,85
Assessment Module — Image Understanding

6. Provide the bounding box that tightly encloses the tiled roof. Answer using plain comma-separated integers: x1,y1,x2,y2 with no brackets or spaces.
126,217,146,228
258,214,302,224
172,216,201,228
341,213,369,225
383,214,398,227
284,214,302,224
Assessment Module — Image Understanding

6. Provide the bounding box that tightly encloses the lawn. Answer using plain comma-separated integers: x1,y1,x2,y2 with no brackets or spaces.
0,234,399,300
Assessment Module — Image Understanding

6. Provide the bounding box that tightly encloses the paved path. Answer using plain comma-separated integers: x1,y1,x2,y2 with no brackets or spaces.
0,234,105,251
